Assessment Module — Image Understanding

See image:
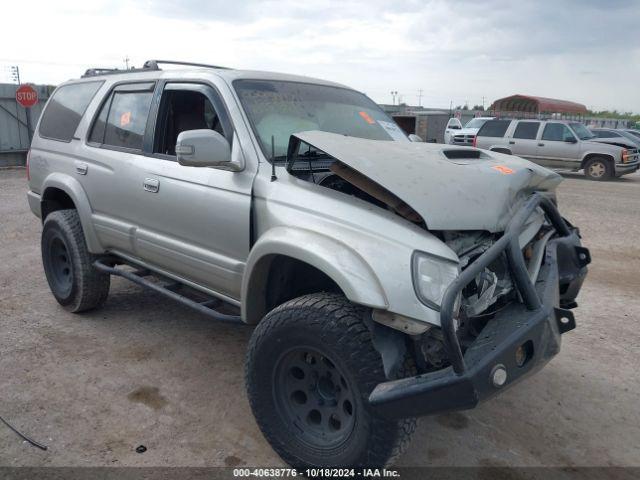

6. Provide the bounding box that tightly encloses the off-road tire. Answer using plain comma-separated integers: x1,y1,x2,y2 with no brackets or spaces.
41,209,110,312
584,156,613,181
245,292,416,468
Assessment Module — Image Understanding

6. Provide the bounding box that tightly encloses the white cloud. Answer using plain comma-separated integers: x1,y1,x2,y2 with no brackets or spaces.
0,0,638,111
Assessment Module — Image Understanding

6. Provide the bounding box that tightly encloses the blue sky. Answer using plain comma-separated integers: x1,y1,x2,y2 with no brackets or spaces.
1,0,638,112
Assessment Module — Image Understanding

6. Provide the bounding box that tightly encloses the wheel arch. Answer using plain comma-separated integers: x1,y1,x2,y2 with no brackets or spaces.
41,173,103,253
581,152,615,170
241,227,388,324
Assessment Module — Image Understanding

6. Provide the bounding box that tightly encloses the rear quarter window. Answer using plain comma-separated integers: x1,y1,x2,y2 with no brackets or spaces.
477,120,511,138
38,82,103,142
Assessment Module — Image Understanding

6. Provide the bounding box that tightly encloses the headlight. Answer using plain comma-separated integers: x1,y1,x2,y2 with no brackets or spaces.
412,251,460,310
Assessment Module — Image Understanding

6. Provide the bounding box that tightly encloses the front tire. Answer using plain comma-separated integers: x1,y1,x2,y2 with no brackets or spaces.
245,293,416,468
41,209,110,312
584,156,612,180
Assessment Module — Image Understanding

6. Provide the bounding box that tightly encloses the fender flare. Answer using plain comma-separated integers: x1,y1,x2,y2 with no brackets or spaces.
41,172,104,253
241,226,388,323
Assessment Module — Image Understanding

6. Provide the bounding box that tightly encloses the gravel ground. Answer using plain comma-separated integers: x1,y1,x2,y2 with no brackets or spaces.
0,168,638,468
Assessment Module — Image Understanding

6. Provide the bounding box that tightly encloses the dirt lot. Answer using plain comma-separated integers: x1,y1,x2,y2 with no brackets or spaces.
0,168,639,468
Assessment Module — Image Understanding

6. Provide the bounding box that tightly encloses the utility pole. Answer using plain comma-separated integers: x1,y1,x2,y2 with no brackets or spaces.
124,55,130,70
390,90,398,105
482,96,485,110
10,66,24,147
417,89,423,107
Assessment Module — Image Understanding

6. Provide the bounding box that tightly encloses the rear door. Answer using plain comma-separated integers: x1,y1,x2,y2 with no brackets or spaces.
508,121,540,158
83,81,156,254
128,80,256,301
536,122,581,169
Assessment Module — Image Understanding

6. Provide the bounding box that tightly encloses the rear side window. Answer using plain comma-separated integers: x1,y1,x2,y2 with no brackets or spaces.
477,120,511,137
89,83,154,151
513,121,540,140
39,82,103,142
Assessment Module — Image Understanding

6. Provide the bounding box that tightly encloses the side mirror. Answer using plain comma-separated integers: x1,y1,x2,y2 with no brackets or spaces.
408,134,423,142
176,129,241,171
564,137,577,143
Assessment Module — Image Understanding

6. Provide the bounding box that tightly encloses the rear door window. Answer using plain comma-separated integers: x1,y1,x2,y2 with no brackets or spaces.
477,120,511,137
512,121,540,139
542,123,575,142
89,82,154,151
39,81,103,142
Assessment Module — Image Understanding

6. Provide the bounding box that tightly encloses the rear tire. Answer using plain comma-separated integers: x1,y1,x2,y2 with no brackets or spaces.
245,293,416,468
584,156,612,180
41,209,110,312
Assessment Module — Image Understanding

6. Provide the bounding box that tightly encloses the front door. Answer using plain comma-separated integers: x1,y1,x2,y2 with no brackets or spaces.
536,123,581,169
130,81,256,301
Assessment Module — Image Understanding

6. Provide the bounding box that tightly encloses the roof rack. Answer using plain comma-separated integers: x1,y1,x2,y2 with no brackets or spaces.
81,59,231,78
142,59,231,70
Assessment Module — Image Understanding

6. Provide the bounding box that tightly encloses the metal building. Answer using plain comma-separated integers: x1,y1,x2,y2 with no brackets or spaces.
0,83,51,166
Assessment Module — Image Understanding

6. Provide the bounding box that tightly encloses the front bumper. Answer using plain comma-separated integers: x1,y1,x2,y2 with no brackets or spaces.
369,193,589,419
614,160,639,176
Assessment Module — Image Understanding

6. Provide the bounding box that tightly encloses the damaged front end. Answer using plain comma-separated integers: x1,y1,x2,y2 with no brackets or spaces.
369,193,590,418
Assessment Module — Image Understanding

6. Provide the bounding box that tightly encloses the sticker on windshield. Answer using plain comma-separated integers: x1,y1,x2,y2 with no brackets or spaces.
359,111,376,125
492,165,514,175
377,120,407,141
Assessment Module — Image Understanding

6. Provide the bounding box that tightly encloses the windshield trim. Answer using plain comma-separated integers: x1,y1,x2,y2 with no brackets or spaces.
232,78,405,163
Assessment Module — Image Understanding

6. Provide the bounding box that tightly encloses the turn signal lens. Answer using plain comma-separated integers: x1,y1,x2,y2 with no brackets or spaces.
622,149,629,163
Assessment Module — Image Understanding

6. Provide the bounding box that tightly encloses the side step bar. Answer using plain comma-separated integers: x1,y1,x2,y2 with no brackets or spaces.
93,259,243,324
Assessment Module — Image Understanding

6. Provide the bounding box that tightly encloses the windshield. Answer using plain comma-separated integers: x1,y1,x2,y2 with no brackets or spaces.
234,80,407,159
569,122,595,140
464,118,490,129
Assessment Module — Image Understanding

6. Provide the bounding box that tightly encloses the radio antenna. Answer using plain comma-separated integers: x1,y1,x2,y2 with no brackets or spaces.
270,135,277,182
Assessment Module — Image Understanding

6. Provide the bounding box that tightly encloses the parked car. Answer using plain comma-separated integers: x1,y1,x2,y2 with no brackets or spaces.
444,116,495,145
27,60,589,468
622,128,640,140
475,119,639,180
590,128,640,148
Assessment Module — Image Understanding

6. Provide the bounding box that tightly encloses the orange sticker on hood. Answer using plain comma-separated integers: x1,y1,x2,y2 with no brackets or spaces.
492,165,514,174
358,111,375,124
120,111,132,127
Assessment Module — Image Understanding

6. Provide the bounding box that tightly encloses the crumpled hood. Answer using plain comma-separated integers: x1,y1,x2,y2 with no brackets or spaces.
293,131,562,232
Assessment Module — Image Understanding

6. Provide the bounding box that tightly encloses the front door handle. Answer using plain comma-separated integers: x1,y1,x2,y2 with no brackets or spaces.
538,143,545,147
509,141,515,145
143,178,159,193
75,162,88,175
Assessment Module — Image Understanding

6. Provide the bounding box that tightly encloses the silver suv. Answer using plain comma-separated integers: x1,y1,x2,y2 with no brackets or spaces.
26,60,589,468
475,119,640,180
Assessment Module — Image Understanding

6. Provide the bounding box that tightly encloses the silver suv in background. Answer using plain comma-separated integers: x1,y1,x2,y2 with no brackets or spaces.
475,119,640,180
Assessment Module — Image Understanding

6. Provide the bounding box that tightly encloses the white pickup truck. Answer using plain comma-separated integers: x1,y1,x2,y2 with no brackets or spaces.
444,116,495,145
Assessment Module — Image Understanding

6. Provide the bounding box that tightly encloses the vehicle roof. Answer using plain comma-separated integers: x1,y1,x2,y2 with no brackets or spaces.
65,67,351,90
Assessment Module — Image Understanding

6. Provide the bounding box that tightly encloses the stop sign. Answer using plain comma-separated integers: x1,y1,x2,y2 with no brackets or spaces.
16,84,38,108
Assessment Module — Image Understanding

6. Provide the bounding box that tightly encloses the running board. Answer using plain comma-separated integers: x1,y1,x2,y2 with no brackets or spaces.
93,260,242,323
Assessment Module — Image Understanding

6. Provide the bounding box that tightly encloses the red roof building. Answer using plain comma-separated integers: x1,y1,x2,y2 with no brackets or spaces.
489,95,588,115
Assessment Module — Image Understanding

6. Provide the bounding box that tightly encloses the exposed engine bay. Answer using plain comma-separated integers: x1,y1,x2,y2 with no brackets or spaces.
286,148,556,374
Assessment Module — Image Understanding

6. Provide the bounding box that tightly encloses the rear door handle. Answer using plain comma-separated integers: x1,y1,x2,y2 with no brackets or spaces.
143,178,159,193
538,143,545,147
75,162,88,175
